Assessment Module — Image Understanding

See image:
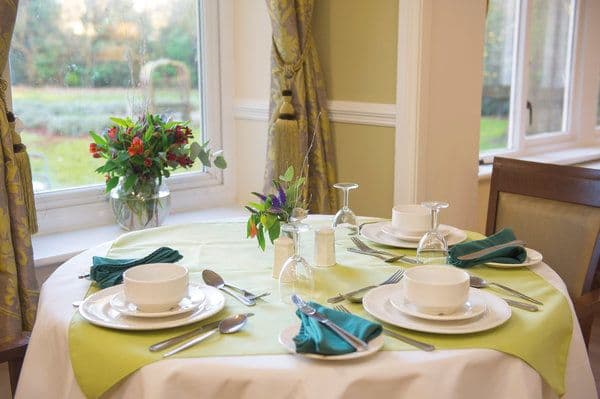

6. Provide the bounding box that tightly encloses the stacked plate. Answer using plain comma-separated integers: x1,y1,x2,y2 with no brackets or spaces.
78,282,225,331
360,221,468,249
363,284,511,334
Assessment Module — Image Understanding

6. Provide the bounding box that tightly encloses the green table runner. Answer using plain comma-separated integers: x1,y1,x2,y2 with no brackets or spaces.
69,220,573,398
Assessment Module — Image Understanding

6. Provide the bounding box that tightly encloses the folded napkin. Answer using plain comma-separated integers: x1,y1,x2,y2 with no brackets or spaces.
448,228,527,268
89,247,183,289
293,302,382,355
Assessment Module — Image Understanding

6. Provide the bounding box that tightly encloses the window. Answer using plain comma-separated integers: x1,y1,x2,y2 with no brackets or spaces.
6,0,233,233
479,0,597,157
10,0,204,192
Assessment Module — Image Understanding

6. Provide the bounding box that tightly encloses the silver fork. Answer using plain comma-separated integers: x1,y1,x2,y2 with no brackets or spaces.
327,270,404,304
334,304,435,352
351,237,422,264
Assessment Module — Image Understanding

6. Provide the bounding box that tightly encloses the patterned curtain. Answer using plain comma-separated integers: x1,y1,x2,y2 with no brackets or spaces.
0,0,39,343
264,0,339,214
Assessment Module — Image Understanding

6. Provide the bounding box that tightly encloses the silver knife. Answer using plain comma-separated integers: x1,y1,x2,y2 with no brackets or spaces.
456,240,526,260
503,298,539,312
291,294,369,352
149,313,254,352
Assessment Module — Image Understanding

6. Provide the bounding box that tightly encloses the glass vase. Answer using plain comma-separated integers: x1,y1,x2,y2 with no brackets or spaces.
110,177,171,231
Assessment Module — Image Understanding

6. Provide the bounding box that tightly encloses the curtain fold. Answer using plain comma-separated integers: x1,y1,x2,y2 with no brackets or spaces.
0,0,39,343
264,0,339,214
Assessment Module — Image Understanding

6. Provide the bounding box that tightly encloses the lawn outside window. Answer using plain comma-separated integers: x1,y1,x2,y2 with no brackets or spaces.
6,0,235,234
480,0,600,165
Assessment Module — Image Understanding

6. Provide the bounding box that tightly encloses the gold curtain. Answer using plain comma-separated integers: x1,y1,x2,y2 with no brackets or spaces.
0,0,39,344
264,0,339,214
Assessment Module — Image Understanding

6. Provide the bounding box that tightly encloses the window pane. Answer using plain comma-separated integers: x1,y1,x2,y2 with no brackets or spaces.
526,0,574,136
480,0,517,152
9,0,202,193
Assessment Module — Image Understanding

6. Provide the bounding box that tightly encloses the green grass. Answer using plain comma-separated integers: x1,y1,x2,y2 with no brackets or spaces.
480,117,509,152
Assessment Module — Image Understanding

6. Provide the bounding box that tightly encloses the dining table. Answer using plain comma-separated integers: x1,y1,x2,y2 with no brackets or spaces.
15,215,598,399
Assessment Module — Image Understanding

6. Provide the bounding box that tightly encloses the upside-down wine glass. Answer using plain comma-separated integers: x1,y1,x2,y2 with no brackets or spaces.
416,201,450,264
332,183,359,235
278,208,315,304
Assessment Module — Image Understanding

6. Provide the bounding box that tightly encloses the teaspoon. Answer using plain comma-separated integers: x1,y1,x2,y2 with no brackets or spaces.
202,270,256,306
163,314,249,357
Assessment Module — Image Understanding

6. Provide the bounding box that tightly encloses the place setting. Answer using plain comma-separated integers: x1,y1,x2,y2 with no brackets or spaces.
77,246,271,335
362,265,513,335
359,202,468,249
77,263,227,331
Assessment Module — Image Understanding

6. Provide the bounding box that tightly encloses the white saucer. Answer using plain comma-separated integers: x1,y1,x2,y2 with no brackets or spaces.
109,283,206,318
381,223,452,242
78,284,225,331
361,221,467,249
278,324,384,360
389,288,487,321
363,285,511,334
485,248,543,268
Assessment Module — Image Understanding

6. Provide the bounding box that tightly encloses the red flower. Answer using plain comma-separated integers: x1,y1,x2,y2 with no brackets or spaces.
166,152,177,162
89,143,99,153
107,127,117,140
173,125,193,144
144,158,152,167
128,137,144,156
177,155,193,167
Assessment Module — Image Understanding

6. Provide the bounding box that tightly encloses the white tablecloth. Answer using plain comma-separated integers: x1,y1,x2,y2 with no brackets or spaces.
16,232,598,399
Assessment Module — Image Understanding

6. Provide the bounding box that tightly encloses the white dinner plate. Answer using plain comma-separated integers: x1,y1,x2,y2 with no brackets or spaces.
278,324,384,361
389,287,487,321
485,248,543,268
363,284,511,334
381,223,452,242
109,283,206,318
78,284,225,331
361,221,467,249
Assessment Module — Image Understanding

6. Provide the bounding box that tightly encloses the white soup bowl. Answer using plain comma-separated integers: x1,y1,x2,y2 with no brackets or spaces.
123,263,189,313
403,265,469,315
391,204,430,234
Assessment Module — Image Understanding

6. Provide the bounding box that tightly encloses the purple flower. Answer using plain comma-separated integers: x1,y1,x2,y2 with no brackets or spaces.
270,193,282,209
277,186,286,206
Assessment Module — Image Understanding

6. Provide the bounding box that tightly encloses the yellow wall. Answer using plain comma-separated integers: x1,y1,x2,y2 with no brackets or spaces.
313,0,398,104
234,0,399,218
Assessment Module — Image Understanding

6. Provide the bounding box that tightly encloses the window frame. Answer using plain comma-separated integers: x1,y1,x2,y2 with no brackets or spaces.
480,0,600,161
6,0,235,235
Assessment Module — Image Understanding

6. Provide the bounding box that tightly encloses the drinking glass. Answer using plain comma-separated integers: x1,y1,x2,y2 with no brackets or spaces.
332,183,359,234
416,201,449,264
278,209,314,304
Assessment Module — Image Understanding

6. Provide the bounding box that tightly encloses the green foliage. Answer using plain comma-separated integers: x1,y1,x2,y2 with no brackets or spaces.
245,166,306,251
90,113,226,193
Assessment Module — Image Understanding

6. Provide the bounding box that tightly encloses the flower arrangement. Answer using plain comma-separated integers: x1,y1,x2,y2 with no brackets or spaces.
245,166,306,250
89,113,226,192
89,113,226,230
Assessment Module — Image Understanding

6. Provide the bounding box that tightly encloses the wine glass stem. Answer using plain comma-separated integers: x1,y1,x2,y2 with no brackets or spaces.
431,208,439,232
342,188,349,210
292,230,300,257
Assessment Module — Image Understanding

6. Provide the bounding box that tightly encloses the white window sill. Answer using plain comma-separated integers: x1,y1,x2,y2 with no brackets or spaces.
32,206,246,268
478,145,600,180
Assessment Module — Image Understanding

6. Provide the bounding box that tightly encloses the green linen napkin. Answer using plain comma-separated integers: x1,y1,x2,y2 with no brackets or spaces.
89,247,183,288
293,301,382,355
448,228,527,268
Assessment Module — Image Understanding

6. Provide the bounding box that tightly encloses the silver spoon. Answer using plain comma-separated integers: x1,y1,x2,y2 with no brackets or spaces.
163,314,249,357
202,270,256,306
469,275,543,305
